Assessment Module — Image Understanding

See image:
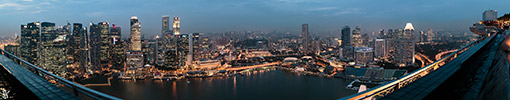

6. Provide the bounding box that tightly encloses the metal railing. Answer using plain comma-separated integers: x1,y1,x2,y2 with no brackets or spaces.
341,34,495,100
0,49,122,100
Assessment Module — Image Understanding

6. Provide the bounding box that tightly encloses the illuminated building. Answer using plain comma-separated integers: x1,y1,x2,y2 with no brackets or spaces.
374,39,387,57
130,16,142,51
162,16,171,38
155,35,166,67
302,24,310,54
40,22,67,77
22,22,39,65
175,34,189,69
352,25,362,47
173,17,180,35
110,25,124,70
394,23,415,66
142,38,157,65
89,22,101,70
192,33,200,61
5,44,20,60
127,16,144,69
73,23,89,72
164,49,178,69
354,47,374,66
98,22,110,68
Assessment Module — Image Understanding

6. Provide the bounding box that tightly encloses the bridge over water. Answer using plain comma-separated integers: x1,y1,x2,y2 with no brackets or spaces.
341,32,509,99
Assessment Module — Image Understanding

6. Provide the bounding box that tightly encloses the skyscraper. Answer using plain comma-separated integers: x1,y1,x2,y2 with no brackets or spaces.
176,34,189,69
21,22,40,65
374,39,387,57
173,17,180,35
192,33,200,61
98,22,110,68
352,25,362,47
394,23,415,67
341,26,351,47
130,16,142,51
162,16,170,37
40,22,67,77
73,23,89,72
302,24,310,54
110,24,124,70
89,22,100,69
483,10,497,21
127,16,144,69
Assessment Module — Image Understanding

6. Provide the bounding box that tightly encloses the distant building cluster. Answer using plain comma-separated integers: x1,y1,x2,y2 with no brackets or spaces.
11,15,213,78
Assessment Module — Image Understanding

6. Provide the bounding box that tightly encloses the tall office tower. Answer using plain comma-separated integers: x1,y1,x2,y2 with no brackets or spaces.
40,22,56,44
39,22,56,67
173,17,180,35
374,39,387,57
142,38,157,65
39,22,55,67
162,16,171,38
40,22,67,77
21,22,40,65
302,24,310,54
354,47,374,66
352,25,362,47
20,22,41,65
426,29,434,42
97,22,110,68
483,10,497,21
89,22,100,70
175,34,189,69
110,25,124,70
164,49,178,69
341,26,351,47
155,35,166,67
130,16,142,51
127,16,144,69
73,23,87,71
394,23,415,67
192,33,200,61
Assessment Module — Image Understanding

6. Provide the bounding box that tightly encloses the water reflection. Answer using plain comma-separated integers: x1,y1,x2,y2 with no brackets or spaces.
88,69,357,100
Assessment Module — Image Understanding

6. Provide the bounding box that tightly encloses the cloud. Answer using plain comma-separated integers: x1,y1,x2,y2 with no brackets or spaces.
308,7,338,11
30,9,47,14
0,0,55,14
324,8,363,16
0,3,32,10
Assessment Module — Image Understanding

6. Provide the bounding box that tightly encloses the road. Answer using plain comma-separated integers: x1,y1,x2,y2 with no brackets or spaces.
415,52,434,67
226,61,281,71
435,50,457,61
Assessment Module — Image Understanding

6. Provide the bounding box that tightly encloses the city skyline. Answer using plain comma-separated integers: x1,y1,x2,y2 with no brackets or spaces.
1,0,510,38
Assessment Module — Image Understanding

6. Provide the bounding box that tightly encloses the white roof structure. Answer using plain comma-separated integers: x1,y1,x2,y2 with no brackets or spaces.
404,23,414,30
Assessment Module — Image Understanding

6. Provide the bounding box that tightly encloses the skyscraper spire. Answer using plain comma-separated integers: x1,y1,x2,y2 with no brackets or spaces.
404,23,414,30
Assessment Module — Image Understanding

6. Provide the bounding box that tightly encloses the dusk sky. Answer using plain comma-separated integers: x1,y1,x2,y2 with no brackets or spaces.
1,0,510,38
